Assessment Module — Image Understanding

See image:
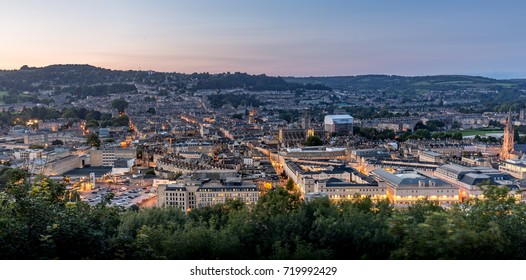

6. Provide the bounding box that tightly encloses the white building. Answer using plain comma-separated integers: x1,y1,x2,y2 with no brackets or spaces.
499,160,526,180
14,149,42,161
242,157,254,166
324,115,353,134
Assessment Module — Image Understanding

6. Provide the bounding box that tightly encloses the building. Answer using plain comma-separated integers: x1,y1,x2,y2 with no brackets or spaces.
242,157,254,166
324,114,353,134
461,157,490,167
314,177,384,202
14,149,42,161
284,160,379,198
196,181,259,207
42,155,81,176
90,148,137,167
248,108,257,124
169,141,214,157
418,150,443,164
23,133,49,145
500,110,515,161
301,112,311,129
157,178,259,210
111,158,135,175
98,128,110,138
373,168,457,205
499,159,526,179
350,148,391,164
434,163,516,200
279,146,348,161
278,128,325,147
366,159,439,174
179,151,202,159
158,184,197,211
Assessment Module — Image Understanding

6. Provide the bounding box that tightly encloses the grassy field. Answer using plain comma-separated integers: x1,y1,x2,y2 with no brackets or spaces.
448,129,503,136
436,81,474,85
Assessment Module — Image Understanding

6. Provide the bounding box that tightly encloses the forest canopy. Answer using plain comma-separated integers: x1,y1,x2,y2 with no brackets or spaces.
0,168,525,260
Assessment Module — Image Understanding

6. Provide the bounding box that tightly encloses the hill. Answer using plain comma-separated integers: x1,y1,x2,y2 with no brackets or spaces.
0,64,330,93
284,75,526,91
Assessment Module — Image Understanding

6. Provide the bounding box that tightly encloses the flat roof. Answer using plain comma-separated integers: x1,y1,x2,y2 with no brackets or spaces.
325,114,353,119
63,167,112,177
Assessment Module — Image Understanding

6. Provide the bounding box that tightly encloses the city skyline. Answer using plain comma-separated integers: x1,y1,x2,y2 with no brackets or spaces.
1,0,525,78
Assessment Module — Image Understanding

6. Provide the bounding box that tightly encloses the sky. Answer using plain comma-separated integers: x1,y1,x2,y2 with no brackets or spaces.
0,0,525,78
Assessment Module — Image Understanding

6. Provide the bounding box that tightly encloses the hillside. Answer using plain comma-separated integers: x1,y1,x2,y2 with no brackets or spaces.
284,75,526,91
0,64,330,93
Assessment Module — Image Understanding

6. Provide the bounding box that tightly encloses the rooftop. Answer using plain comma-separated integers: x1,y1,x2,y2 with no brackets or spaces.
373,168,450,187
63,167,112,177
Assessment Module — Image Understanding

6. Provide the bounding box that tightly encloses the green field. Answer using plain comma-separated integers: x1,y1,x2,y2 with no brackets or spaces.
436,81,474,85
449,129,503,137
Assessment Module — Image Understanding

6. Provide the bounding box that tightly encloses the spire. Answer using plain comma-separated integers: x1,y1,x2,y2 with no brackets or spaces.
500,107,515,161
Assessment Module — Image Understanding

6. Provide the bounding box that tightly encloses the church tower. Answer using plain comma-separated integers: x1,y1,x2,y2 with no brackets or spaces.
500,109,514,161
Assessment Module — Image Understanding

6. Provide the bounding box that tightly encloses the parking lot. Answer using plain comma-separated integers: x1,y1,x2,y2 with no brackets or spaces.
78,183,157,208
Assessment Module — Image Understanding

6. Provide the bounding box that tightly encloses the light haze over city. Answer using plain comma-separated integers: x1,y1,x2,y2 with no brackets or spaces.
1,0,525,78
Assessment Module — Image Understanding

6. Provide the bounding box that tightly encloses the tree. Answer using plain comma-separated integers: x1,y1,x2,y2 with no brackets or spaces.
425,120,445,132
432,132,445,140
286,179,295,191
62,108,78,119
144,169,157,178
452,132,463,140
86,133,100,147
51,139,64,146
413,129,431,140
28,144,44,149
111,115,130,127
111,98,129,114
414,121,427,131
398,130,413,142
0,173,121,259
451,121,461,129
86,119,99,128
85,111,101,121
147,107,156,114
305,135,322,146
231,113,243,120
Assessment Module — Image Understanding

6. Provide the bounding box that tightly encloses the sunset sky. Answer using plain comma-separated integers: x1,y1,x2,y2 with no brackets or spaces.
1,0,525,78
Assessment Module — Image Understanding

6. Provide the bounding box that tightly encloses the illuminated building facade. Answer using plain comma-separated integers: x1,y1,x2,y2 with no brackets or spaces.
373,168,458,205
157,179,259,210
